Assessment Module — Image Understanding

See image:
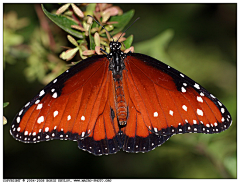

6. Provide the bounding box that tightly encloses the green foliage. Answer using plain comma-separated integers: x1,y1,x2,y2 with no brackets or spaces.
3,11,29,67
42,4,135,62
42,4,84,39
89,25,95,50
123,35,133,49
3,102,9,108
109,9,135,35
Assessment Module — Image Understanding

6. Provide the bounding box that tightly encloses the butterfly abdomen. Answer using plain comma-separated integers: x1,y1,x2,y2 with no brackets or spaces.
114,79,128,126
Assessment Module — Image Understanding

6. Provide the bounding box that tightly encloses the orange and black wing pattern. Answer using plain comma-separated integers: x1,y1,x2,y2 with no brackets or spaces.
10,49,232,156
10,55,122,155
119,53,232,153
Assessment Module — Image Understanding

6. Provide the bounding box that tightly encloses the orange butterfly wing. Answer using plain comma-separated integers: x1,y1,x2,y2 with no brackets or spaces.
10,56,121,155
119,53,232,152
10,51,232,155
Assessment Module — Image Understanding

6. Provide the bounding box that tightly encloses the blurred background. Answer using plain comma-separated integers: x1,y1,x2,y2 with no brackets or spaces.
3,3,236,179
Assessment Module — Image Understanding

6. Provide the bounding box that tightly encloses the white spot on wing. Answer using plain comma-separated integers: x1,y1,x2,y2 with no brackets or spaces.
181,87,186,93
218,101,222,106
19,109,23,116
53,110,58,117
24,131,28,135
36,103,43,110
81,116,85,121
39,90,45,97
37,116,44,124
53,79,57,83
52,92,58,98
35,100,40,104
197,109,203,116
25,102,30,107
182,105,187,111
45,127,49,132
180,73,184,77
67,115,71,121
153,112,158,117
210,94,216,98
16,117,21,123
193,120,197,124
200,92,205,96
169,110,174,116
197,96,203,103
221,108,225,114
194,83,200,89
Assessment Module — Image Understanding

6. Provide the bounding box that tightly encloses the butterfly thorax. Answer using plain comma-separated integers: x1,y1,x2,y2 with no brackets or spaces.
108,41,128,126
108,42,126,81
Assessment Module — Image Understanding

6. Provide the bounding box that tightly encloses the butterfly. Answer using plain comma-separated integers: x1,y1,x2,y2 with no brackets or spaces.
10,16,232,156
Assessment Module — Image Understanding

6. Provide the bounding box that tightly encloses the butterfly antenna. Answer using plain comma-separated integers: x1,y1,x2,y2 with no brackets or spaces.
87,15,114,40
117,17,140,42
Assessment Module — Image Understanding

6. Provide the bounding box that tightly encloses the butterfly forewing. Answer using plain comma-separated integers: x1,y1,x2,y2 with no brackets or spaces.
11,56,118,144
123,53,232,136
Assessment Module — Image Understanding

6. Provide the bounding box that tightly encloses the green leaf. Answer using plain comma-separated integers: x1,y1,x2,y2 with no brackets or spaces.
123,35,133,49
3,102,9,108
89,25,95,50
109,9,135,35
60,47,79,60
42,4,83,39
67,35,78,46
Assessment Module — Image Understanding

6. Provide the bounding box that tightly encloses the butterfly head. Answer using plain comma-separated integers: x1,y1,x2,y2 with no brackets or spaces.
109,41,122,52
